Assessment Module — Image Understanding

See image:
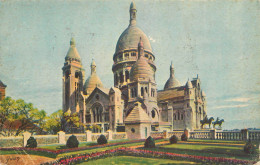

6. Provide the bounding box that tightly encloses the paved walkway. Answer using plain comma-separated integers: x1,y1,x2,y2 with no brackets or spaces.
0,154,54,165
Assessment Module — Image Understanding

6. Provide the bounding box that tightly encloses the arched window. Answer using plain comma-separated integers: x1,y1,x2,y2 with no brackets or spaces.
92,103,103,123
151,110,155,118
75,72,79,78
114,74,118,85
120,72,124,83
131,52,136,57
125,53,129,59
187,103,189,108
125,70,129,82
151,88,154,97
141,87,144,96
145,87,148,93
174,114,176,120
134,88,137,97
199,107,201,114
178,112,180,120
181,114,184,120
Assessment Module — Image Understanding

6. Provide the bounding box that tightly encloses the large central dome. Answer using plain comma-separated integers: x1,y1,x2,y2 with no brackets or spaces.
115,2,152,54
115,26,152,53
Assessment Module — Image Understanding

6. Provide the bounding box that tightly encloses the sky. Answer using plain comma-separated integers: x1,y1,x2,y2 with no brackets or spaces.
0,0,259,130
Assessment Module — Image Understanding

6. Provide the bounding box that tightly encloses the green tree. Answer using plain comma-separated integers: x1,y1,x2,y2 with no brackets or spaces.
45,110,63,134
0,97,16,136
0,97,48,136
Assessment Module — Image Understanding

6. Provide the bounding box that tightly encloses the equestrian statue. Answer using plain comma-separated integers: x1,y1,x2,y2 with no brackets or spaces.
212,117,224,129
200,115,214,129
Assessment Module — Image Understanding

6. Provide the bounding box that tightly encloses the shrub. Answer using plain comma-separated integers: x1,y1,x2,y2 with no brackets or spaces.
244,141,256,154
144,136,155,148
25,137,37,148
169,135,178,144
97,135,107,145
66,135,79,148
181,133,188,141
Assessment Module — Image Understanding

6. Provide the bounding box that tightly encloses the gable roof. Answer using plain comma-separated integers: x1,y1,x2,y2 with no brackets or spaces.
125,102,151,123
157,87,185,102
0,80,6,88
85,87,109,103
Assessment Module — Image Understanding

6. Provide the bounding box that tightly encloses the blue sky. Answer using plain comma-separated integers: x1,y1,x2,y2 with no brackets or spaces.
0,0,259,130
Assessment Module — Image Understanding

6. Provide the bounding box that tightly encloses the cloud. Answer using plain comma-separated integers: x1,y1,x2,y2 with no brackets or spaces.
225,97,251,103
148,36,156,43
212,104,249,110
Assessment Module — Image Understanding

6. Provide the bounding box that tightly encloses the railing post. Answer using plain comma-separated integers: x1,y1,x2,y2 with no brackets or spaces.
163,130,168,139
58,131,66,144
210,129,216,140
23,131,31,147
241,129,248,141
106,130,113,140
86,130,92,142
184,128,190,139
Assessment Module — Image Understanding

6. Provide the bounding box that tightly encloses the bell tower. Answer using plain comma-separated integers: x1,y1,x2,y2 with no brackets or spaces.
62,38,85,114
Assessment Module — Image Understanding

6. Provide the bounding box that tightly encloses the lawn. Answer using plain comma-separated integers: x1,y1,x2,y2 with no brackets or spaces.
140,141,258,161
38,139,131,150
57,139,166,158
0,139,167,159
78,156,200,165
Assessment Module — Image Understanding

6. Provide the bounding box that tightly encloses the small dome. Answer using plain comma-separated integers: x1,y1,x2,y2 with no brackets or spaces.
115,26,152,54
164,77,181,90
130,57,154,82
130,38,154,82
164,62,180,90
83,74,103,95
65,38,81,62
186,80,193,88
83,60,103,95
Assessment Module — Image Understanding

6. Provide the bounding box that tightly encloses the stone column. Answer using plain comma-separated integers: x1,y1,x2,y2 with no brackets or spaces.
184,128,190,139
210,129,216,140
23,132,31,147
241,129,248,141
163,130,168,139
58,131,66,144
86,130,92,142
107,130,113,140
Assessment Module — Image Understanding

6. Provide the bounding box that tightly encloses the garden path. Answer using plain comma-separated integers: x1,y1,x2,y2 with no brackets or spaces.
0,154,54,165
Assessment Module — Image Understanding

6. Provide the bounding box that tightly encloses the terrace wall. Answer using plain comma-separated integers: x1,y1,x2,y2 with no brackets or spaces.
0,131,127,148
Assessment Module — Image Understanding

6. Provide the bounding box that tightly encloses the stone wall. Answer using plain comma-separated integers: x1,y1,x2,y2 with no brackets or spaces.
34,135,58,145
0,131,127,148
0,136,23,147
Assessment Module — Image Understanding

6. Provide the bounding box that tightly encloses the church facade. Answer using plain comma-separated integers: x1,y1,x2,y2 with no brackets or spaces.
62,2,207,139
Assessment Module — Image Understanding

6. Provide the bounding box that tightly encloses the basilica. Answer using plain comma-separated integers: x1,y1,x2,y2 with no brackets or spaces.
62,2,207,139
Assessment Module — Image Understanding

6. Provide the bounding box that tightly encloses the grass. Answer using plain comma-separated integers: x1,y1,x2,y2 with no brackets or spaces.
1,139,258,163
0,150,57,158
0,139,166,159
78,156,200,165
140,142,258,161
38,139,131,151
57,139,166,158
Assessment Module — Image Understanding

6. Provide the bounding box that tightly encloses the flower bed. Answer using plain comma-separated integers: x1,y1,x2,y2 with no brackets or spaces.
0,138,163,156
42,147,257,165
